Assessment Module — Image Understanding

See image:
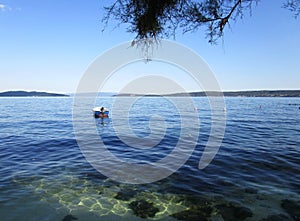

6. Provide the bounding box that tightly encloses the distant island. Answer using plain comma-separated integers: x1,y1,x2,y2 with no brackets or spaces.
3,90,299,97
115,90,300,97
0,91,69,97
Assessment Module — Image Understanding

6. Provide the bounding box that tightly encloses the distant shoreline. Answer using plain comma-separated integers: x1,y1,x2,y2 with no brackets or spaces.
115,90,300,97
2,90,300,97
0,91,69,97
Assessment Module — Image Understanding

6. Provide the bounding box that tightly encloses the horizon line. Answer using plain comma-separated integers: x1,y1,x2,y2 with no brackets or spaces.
2,89,300,95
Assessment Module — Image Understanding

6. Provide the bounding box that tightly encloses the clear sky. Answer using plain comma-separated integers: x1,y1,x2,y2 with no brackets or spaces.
0,0,299,93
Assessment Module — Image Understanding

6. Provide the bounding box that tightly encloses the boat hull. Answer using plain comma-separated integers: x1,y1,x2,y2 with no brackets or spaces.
94,111,109,118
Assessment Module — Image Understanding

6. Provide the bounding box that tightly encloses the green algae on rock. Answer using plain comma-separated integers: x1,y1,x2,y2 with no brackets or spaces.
129,199,160,219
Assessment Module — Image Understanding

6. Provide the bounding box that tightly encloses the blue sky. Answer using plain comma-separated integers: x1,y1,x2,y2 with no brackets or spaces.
0,0,299,93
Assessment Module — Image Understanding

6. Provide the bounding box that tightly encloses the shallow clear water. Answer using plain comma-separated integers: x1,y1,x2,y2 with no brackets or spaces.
0,97,299,221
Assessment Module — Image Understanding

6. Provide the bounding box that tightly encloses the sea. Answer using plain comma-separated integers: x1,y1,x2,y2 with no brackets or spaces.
0,96,299,221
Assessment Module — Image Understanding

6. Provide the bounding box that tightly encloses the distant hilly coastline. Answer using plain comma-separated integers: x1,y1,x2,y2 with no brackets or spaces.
171,90,300,97
2,90,299,97
0,91,69,97
115,90,300,97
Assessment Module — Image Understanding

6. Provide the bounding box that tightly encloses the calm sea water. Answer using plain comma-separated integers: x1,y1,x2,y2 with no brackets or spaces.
0,97,299,221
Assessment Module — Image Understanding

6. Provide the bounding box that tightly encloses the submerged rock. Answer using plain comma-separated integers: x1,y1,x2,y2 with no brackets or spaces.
129,199,159,219
61,214,78,221
172,209,209,221
179,195,212,208
114,189,136,201
281,199,300,221
171,196,213,221
216,203,253,221
260,214,290,221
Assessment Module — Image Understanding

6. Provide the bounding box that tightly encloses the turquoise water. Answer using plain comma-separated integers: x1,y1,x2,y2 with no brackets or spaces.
0,97,299,221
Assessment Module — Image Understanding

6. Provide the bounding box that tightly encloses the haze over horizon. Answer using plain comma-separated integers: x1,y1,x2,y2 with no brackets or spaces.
1,0,299,94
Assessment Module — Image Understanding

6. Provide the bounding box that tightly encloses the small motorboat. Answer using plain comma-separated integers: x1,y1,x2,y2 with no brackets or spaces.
92,107,109,118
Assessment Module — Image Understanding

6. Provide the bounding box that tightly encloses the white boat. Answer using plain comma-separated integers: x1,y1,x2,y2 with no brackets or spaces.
92,107,109,118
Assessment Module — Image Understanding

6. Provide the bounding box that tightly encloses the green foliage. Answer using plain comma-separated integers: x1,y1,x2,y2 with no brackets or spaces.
283,0,300,18
102,0,299,44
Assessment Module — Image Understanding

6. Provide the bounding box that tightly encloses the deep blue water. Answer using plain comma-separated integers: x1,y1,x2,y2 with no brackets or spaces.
0,97,299,221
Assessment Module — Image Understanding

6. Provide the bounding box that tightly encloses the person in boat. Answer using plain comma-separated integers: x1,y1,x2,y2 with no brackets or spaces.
100,107,106,118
